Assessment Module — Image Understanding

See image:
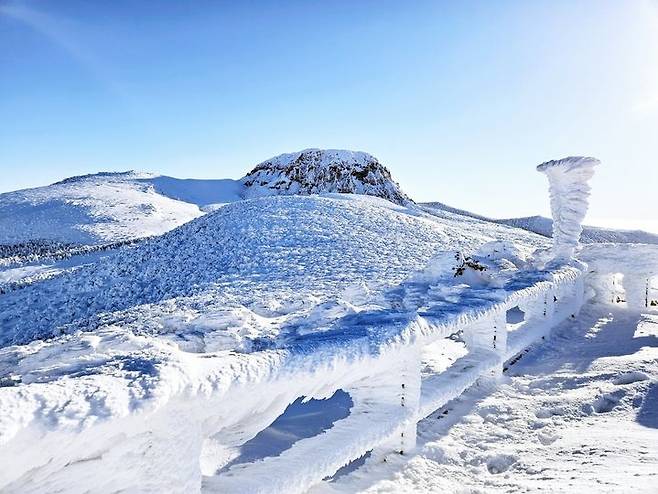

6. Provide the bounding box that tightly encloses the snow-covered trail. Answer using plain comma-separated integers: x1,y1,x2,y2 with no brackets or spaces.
315,304,658,493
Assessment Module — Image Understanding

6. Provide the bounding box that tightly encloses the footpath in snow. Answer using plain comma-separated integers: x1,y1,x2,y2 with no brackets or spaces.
315,303,658,493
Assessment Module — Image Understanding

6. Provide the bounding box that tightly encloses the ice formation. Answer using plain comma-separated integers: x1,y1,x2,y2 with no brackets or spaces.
536,156,600,260
0,258,585,493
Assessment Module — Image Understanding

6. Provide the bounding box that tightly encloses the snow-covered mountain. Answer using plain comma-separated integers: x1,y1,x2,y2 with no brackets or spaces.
240,148,410,205
0,171,240,246
421,202,658,245
0,149,409,248
2,151,655,254
497,215,658,244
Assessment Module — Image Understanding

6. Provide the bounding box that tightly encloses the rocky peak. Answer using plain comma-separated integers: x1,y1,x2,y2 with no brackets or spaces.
240,148,411,205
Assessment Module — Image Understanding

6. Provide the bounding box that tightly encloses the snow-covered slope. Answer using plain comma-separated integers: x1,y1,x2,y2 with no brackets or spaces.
0,171,236,246
3,150,651,252
0,194,546,349
420,201,494,223
241,149,410,205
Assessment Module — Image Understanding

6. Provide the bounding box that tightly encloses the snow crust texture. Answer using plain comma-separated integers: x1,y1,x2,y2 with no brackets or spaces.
0,194,546,348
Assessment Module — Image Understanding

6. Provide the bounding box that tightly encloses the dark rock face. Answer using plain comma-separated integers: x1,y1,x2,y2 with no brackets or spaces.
241,149,411,205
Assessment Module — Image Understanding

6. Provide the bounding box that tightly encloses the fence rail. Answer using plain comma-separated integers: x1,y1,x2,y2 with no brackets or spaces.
0,265,588,493
201,266,585,493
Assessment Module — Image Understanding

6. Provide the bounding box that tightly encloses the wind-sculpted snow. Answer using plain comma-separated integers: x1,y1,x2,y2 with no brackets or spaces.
0,194,547,349
537,156,600,260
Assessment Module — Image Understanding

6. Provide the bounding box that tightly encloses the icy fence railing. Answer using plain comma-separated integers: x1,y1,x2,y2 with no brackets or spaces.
206,267,587,493
0,266,588,493
580,243,658,310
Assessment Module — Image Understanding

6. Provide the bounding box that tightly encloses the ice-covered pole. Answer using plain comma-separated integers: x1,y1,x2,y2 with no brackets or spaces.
537,156,600,261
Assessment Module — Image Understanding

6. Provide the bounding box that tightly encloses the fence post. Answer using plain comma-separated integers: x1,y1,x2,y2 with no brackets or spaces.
399,345,421,454
366,346,421,461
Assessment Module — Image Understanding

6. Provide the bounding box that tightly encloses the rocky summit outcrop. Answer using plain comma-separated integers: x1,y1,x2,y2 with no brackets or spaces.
240,148,411,205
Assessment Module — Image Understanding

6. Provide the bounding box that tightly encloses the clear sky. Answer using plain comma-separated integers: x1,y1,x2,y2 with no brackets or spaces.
1,0,657,232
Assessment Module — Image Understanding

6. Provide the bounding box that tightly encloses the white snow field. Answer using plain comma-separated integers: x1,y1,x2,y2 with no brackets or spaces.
0,171,210,246
1,151,657,493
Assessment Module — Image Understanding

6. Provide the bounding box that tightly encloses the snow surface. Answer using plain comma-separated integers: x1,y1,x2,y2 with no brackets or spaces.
0,194,547,348
0,172,206,246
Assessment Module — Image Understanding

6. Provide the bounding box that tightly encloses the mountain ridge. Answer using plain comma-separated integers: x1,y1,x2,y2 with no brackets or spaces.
421,202,658,245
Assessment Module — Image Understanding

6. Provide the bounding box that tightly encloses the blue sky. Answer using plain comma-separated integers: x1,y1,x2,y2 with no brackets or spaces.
1,0,657,232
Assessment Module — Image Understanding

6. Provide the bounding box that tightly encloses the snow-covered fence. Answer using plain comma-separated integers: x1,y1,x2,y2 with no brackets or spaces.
0,265,587,493
193,265,587,493
580,243,658,310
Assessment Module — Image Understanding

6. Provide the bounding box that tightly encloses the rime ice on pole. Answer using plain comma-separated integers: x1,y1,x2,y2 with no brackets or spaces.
537,156,600,261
